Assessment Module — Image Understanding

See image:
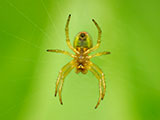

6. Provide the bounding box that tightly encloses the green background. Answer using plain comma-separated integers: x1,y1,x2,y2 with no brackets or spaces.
0,0,160,120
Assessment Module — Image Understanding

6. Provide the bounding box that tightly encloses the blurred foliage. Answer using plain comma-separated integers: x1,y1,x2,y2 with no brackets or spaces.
0,0,160,120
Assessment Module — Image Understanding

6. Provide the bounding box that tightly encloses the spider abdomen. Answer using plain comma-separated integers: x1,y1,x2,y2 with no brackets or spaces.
73,32,93,49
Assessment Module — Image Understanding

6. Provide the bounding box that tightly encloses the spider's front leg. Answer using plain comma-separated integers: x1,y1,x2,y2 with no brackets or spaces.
65,14,79,54
55,60,75,105
88,62,106,109
84,19,102,54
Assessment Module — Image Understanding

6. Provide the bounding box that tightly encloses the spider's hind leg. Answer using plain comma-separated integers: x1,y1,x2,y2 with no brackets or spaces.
55,60,75,105
89,62,106,109
91,63,106,100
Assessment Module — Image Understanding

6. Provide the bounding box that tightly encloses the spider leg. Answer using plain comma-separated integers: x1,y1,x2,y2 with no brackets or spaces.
91,62,106,100
65,14,79,54
55,70,62,97
84,19,102,54
88,51,111,59
89,67,102,109
55,60,75,105
58,65,74,105
89,62,106,109
47,49,75,58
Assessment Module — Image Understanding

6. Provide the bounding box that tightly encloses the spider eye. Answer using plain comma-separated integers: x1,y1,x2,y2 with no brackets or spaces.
80,33,85,37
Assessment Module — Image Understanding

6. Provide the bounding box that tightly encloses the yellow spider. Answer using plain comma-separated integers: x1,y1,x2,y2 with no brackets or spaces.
47,14,110,109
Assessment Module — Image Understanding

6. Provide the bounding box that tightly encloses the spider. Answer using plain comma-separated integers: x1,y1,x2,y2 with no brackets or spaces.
47,14,110,109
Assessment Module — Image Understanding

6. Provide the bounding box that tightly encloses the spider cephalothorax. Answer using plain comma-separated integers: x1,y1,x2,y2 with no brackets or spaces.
47,14,110,109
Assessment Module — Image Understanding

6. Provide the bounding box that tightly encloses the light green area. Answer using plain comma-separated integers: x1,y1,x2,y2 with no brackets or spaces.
0,0,160,120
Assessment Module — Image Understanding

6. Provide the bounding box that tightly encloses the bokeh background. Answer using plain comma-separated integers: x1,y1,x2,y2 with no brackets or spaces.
0,0,160,120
